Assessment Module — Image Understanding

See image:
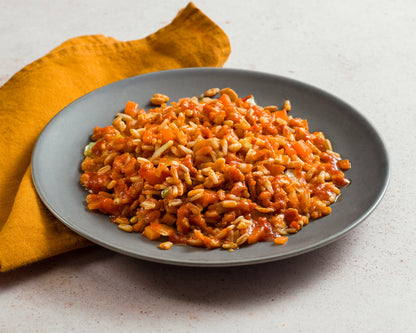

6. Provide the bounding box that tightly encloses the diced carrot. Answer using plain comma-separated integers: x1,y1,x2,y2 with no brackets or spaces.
338,159,351,171
142,224,161,240
284,144,297,157
264,163,285,176
218,93,232,105
292,140,312,157
161,128,175,143
274,236,288,245
292,140,313,162
124,101,139,117
275,109,288,121
142,127,155,144
247,225,265,244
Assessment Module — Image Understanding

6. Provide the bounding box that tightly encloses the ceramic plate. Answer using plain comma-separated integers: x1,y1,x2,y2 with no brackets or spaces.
32,68,390,267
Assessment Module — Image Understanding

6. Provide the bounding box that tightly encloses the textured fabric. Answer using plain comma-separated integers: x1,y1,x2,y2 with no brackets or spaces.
0,2,231,272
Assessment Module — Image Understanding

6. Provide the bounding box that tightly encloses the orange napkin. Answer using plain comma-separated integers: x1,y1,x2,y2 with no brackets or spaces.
0,2,231,272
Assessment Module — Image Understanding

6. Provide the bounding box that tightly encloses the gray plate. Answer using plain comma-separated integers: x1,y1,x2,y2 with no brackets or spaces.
32,68,390,267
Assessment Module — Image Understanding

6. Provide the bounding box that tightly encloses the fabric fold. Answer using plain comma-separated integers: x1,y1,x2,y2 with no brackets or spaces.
0,2,231,272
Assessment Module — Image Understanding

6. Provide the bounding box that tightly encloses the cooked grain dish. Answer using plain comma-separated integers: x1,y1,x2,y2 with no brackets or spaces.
80,88,351,250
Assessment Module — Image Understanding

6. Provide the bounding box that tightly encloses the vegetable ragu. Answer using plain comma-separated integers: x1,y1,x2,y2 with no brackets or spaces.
80,88,351,250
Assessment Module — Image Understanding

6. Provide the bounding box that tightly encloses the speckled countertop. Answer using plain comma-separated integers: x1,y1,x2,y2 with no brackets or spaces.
1,1,415,332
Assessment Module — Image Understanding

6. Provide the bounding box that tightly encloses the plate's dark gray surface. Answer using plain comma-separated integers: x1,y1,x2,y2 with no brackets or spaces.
31,68,390,267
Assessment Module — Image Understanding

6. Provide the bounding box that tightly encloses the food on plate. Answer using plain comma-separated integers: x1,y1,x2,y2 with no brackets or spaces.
80,88,351,250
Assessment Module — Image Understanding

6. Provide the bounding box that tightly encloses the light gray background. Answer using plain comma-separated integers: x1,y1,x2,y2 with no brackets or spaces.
1,1,415,332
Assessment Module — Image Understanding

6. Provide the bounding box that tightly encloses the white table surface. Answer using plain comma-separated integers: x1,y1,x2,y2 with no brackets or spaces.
1,1,415,332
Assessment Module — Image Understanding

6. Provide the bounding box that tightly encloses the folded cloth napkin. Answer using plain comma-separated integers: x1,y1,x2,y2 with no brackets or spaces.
0,2,231,272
